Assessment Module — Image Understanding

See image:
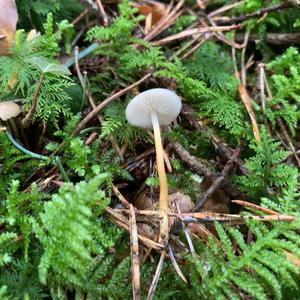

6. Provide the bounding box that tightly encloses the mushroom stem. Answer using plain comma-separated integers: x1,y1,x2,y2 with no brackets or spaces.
151,112,169,244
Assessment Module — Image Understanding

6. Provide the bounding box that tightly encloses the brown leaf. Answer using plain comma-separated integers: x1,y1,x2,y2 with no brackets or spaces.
133,1,167,27
0,0,18,55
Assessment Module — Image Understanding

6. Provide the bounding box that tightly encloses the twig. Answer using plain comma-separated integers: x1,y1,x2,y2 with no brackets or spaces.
146,251,166,300
241,30,250,86
106,207,164,250
169,141,213,179
129,205,141,300
72,9,88,25
185,212,295,223
22,73,45,128
209,1,244,18
74,47,123,159
218,2,289,25
116,209,294,222
74,73,152,134
232,200,281,215
151,25,240,46
258,63,266,112
211,135,248,176
193,144,241,211
112,184,131,208
238,85,261,141
234,32,300,45
95,0,109,26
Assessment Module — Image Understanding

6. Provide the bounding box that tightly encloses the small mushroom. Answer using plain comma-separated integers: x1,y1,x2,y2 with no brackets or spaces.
126,88,182,243
0,101,21,121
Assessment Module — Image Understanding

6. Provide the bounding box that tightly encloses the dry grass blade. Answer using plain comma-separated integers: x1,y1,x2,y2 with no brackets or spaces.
146,251,166,300
129,205,141,300
238,85,261,141
167,245,187,283
176,202,196,257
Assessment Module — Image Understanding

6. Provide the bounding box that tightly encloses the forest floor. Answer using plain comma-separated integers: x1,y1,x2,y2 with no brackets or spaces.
0,0,300,299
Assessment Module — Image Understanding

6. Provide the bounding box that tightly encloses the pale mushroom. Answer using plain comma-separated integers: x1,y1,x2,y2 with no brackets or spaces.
0,101,21,121
126,88,182,244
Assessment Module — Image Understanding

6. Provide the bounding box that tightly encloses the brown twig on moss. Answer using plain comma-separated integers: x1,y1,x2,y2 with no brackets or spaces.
193,144,242,211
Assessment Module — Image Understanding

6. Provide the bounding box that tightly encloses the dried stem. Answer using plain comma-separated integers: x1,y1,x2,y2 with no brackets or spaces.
22,73,45,128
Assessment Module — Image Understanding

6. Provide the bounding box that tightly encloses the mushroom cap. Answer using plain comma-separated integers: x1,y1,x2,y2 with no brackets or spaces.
125,88,182,129
0,101,21,121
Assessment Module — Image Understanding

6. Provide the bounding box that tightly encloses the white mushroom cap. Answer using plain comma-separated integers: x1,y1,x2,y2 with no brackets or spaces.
125,88,182,129
0,101,21,121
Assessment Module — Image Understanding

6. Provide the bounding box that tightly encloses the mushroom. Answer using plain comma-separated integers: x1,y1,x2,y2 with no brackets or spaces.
0,100,21,139
0,101,21,121
126,88,182,244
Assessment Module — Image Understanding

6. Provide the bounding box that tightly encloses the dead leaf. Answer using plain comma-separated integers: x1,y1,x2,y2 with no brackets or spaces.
0,0,18,55
133,0,167,33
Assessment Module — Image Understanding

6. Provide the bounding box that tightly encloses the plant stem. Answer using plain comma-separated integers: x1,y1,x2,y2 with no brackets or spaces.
151,112,168,245
5,131,48,160
5,131,70,182
22,72,45,128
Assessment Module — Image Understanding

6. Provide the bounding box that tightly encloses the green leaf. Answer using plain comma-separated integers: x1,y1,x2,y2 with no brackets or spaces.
27,57,71,75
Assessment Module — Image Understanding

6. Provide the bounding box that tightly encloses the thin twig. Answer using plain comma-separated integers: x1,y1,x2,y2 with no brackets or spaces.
130,205,141,300
260,63,300,167
95,0,109,26
112,184,131,208
193,144,242,211
185,212,295,223
169,141,214,179
151,25,240,46
106,207,164,250
238,85,261,141
72,9,88,25
116,209,294,222
232,200,281,215
218,2,289,24
74,47,123,159
22,73,45,128
74,73,152,134
241,30,250,86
